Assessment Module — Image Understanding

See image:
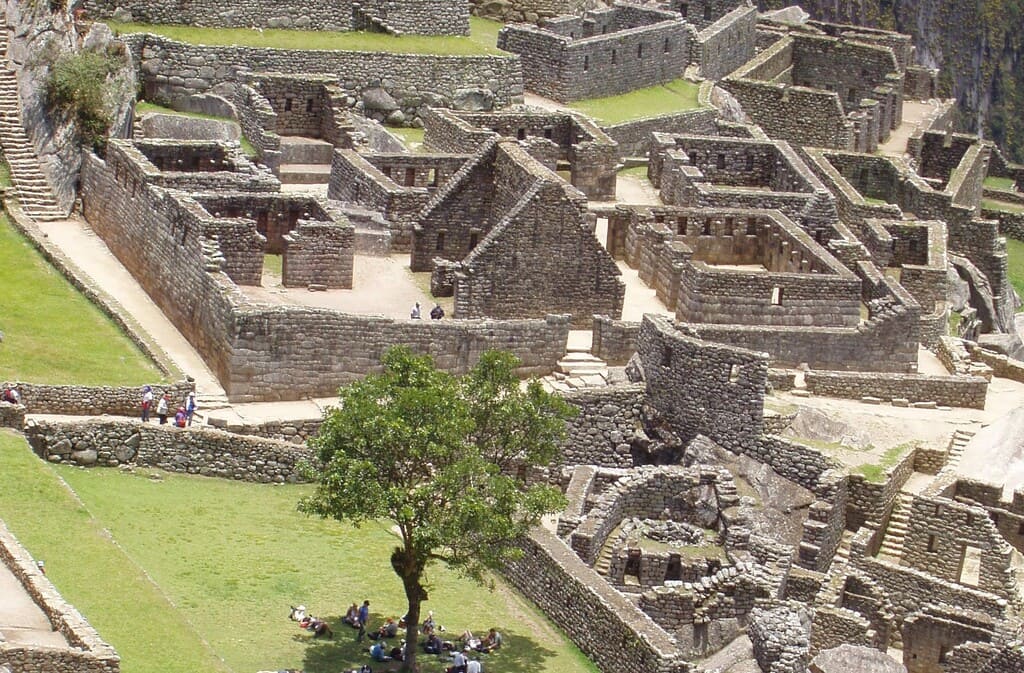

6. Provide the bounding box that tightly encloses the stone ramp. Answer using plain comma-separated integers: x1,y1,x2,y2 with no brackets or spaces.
0,554,68,649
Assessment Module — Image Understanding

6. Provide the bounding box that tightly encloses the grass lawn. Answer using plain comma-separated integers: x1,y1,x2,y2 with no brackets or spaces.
569,79,702,125
1008,238,1024,310
982,198,1024,214
0,432,597,673
469,16,504,50
617,166,650,180
107,21,508,56
984,175,1017,191
0,214,163,385
388,126,426,153
856,443,915,483
263,253,283,280
136,101,258,157
0,157,11,188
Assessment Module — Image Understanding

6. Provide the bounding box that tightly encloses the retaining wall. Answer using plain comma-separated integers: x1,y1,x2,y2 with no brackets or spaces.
804,371,988,409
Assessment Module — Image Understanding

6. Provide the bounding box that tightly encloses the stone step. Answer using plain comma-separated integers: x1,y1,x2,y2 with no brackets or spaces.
278,136,334,165
278,163,332,184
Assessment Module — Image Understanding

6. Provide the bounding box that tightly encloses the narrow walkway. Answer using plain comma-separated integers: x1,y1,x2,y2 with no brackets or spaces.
878,100,946,157
33,216,226,401
0,561,68,648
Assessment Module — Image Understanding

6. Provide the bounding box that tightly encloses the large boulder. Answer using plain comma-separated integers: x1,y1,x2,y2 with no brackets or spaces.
362,87,399,112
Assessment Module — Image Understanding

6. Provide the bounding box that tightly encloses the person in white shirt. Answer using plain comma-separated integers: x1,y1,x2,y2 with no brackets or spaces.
467,659,482,673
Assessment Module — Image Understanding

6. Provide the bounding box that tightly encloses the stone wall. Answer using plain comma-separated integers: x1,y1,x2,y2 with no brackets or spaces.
637,314,766,455
591,314,640,365
0,381,193,417
749,606,810,673
602,107,717,159
0,401,26,429
85,0,467,34
282,222,355,289
692,5,756,80
902,606,996,673
23,418,313,483
846,448,917,530
502,528,687,673
125,33,523,125
470,0,596,23
559,384,646,468
804,371,988,409
0,520,121,673
498,5,692,101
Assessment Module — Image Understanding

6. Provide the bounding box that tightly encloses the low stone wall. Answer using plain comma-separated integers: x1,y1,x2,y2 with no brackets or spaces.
0,381,193,417
502,528,687,673
804,371,988,409
989,209,1024,242
23,418,313,483
0,520,120,673
591,315,639,365
846,447,917,530
602,107,717,159
971,348,1024,384
209,417,322,444
0,401,26,428
746,435,839,495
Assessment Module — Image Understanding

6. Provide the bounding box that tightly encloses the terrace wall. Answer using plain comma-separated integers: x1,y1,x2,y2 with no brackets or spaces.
804,371,988,409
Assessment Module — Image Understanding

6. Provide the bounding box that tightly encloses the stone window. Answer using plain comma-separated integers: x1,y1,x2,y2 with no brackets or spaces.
716,153,726,170
729,364,740,383
427,169,438,187
544,127,553,139
637,43,643,59
661,343,673,367
704,5,712,21
771,287,783,305
306,98,314,113
1017,521,1024,535
938,645,950,664
679,2,688,17
746,154,754,171
666,554,682,581
402,168,414,187
284,98,293,112
601,25,607,34
181,223,189,246
664,38,670,53
382,166,391,180
701,219,711,235
724,216,734,231
517,128,526,140
688,150,698,165
927,534,938,552
611,48,617,64
746,217,757,235
847,88,859,103
677,216,688,234
583,54,589,71
436,231,446,251
469,231,479,250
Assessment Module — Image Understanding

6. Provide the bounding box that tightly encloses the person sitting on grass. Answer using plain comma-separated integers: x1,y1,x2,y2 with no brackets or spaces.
390,641,406,662
424,632,444,655
369,616,399,640
460,629,479,649
343,603,360,627
476,629,502,653
370,641,391,662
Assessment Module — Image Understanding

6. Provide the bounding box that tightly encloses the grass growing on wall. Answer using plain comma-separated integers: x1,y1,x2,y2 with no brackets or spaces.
106,22,508,56
856,443,916,483
568,78,702,125
982,198,1024,214
0,214,163,385
0,432,598,673
1007,238,1024,310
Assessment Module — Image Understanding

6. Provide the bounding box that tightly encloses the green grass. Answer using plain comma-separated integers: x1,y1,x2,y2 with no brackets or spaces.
569,79,702,125
1007,238,1024,310
984,175,1017,191
263,253,283,278
135,101,258,158
982,198,1024,213
107,22,508,56
469,16,504,50
616,166,650,180
856,443,915,483
0,432,597,673
389,126,426,152
0,214,163,385
948,310,963,336
0,158,11,188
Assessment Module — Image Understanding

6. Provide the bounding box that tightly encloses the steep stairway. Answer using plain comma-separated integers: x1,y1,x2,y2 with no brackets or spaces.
877,492,913,562
0,32,66,221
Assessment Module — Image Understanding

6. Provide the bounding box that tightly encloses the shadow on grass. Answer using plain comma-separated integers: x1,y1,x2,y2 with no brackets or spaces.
300,622,561,673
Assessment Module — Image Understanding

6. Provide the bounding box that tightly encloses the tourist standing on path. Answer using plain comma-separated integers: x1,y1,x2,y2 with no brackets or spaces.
141,385,153,422
156,393,170,425
430,304,445,320
185,391,197,426
410,302,422,319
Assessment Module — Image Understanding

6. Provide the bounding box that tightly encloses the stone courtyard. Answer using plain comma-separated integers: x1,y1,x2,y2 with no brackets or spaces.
3,0,1024,672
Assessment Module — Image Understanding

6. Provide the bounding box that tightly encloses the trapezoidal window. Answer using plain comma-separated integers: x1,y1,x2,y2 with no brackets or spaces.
677,215,688,235
637,43,643,59
716,153,726,169
436,231,446,251
427,168,437,187
679,2,688,17
469,231,479,250
664,37,670,53
583,54,589,71
611,48,617,64
688,150,698,165
404,168,416,187
703,5,712,21
544,127,553,139
927,535,938,552
661,343,673,367
746,154,755,171
746,217,757,235
284,98,293,112
306,98,314,113
771,287,783,305
729,364,740,383
517,128,526,140
701,219,711,235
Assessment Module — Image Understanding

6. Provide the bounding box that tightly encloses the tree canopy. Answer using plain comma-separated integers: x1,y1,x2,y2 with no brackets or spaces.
299,347,574,672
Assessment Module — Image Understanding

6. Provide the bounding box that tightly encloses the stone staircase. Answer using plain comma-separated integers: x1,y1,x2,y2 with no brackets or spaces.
877,492,913,561
277,136,333,185
0,32,66,221
541,337,611,393
946,428,973,469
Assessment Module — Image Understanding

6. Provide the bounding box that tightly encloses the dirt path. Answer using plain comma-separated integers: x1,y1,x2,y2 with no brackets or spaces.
878,99,946,157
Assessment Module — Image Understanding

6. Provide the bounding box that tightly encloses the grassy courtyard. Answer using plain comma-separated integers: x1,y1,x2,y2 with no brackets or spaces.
1008,237,1024,307
0,431,597,673
984,175,1017,191
107,18,508,56
0,214,163,385
569,78,702,125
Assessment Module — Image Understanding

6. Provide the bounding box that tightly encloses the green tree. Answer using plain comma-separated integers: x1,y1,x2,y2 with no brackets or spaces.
300,347,574,672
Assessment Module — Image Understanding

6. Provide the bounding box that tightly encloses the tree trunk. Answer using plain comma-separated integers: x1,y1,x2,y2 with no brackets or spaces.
393,546,428,673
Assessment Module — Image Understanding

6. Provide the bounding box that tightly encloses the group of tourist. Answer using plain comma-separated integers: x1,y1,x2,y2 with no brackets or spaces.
141,386,197,427
410,302,445,320
339,599,501,669
288,605,333,639
1,385,21,405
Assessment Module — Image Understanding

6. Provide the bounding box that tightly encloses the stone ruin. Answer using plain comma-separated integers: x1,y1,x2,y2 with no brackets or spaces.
4,0,1024,672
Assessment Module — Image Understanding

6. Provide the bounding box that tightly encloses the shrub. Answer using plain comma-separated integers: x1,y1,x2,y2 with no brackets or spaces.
45,50,121,147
